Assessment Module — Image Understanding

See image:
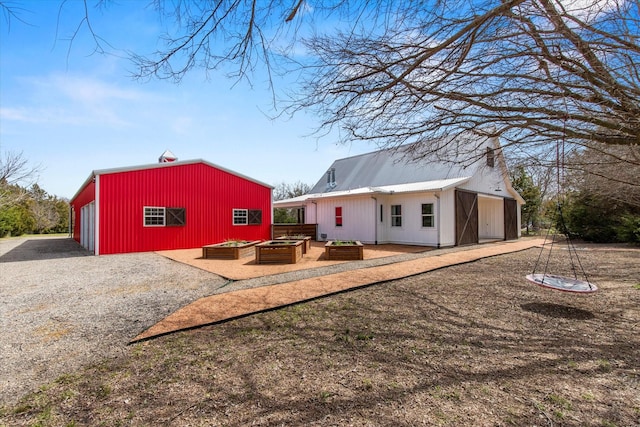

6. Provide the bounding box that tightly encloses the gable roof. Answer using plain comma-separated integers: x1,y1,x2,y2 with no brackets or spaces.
275,135,524,207
308,144,472,194
275,177,471,208
71,159,272,203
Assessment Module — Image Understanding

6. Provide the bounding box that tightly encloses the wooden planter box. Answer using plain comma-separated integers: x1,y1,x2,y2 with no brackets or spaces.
255,240,303,264
275,235,312,254
202,240,260,260
324,240,364,260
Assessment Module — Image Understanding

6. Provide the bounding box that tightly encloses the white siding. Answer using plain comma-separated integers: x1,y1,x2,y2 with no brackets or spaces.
388,194,433,245
315,196,376,242
304,203,317,225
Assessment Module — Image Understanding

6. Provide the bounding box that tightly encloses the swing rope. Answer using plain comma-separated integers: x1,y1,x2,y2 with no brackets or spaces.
526,110,597,293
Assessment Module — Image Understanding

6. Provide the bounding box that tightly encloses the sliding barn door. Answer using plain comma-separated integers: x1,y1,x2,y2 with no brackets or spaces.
455,190,478,246
504,198,518,240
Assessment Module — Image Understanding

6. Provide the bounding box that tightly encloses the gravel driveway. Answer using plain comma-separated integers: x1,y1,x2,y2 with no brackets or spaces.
0,236,228,405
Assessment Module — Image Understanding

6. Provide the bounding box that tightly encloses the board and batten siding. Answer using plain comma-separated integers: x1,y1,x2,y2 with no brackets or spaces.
379,193,440,246
315,196,376,243
315,192,444,246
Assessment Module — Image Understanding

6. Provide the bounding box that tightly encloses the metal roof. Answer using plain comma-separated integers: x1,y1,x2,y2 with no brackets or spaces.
308,143,475,194
274,177,471,207
277,135,524,206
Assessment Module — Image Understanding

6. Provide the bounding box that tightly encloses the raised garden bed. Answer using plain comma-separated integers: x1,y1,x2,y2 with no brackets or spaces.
202,240,261,260
275,235,312,254
324,240,364,260
255,240,304,264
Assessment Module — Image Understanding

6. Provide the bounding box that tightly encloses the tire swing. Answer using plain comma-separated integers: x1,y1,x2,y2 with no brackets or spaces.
525,119,598,294
525,203,598,294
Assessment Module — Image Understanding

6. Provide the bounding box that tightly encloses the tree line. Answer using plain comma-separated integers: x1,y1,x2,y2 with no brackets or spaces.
0,151,69,237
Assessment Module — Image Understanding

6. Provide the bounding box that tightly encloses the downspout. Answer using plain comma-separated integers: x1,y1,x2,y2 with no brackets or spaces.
311,201,318,240
435,193,441,248
371,196,378,245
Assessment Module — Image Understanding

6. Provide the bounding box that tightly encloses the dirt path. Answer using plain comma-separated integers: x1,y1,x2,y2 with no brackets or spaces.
134,238,546,341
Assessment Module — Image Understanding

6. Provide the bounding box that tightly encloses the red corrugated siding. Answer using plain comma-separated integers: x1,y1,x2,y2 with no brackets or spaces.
69,180,96,244
97,162,272,254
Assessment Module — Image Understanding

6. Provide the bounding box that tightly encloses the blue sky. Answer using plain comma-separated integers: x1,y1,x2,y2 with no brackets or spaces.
0,1,373,199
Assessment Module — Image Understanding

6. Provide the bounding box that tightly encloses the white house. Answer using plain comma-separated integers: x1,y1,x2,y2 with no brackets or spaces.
274,135,524,247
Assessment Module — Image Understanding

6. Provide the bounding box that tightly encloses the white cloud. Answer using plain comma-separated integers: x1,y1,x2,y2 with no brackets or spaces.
4,74,162,128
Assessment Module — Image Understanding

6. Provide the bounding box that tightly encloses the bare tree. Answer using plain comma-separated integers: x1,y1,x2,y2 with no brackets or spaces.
120,1,640,160
0,150,41,208
273,180,311,201
6,1,640,171
564,143,640,207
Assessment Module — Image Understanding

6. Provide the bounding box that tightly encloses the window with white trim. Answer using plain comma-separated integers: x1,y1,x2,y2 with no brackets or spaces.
144,207,165,226
421,203,435,227
233,209,248,225
233,209,262,225
144,207,186,227
391,205,402,227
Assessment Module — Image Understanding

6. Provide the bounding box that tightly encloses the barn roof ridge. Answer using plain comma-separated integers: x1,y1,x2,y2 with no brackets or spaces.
70,158,272,203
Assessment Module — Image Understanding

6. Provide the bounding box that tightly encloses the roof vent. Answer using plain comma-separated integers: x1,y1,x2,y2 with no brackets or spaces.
159,149,177,163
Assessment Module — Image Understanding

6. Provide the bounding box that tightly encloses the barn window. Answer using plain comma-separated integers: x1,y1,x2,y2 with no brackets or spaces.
335,206,343,227
166,208,186,226
486,147,495,168
144,206,186,227
421,203,434,227
391,205,402,227
233,209,248,225
144,207,165,226
233,209,262,225
248,209,262,225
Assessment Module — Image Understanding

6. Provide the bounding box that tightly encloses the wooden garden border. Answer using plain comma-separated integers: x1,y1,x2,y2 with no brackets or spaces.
324,240,364,260
202,240,261,260
255,240,304,264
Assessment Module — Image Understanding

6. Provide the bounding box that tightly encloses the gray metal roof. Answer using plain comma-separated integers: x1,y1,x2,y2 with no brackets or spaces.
308,144,475,194
273,177,471,208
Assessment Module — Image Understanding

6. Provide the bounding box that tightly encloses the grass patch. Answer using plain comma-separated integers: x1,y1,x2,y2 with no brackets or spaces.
1,247,638,426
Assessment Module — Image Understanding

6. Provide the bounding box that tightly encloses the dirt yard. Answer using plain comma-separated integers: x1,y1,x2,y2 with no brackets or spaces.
1,245,639,426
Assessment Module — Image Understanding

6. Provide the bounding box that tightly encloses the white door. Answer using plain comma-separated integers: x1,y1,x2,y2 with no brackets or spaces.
80,202,95,253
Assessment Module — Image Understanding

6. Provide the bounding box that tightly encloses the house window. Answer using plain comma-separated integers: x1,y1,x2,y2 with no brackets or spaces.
380,204,383,223
144,206,186,227
335,206,343,227
421,203,435,228
233,209,248,225
144,207,165,226
391,205,402,227
486,147,495,168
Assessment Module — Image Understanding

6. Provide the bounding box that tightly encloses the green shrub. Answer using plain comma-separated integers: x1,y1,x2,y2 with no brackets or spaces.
615,214,640,244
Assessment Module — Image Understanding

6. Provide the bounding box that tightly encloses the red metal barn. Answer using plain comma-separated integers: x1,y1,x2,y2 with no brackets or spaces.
69,159,272,255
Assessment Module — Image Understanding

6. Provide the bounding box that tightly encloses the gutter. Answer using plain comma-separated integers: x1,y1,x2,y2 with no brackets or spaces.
371,196,378,245
435,193,441,248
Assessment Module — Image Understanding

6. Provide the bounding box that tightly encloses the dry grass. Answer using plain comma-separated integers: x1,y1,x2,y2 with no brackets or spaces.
2,246,639,426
